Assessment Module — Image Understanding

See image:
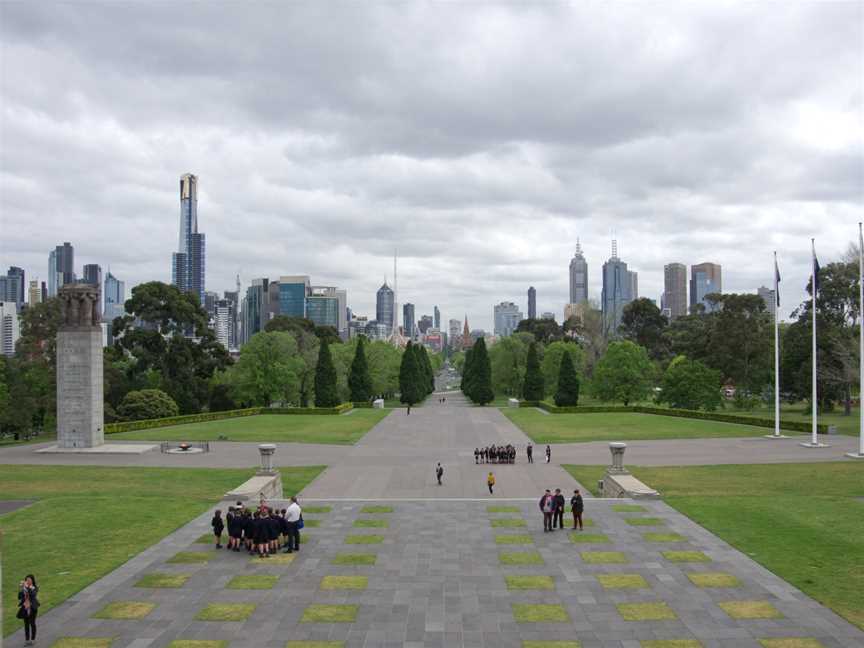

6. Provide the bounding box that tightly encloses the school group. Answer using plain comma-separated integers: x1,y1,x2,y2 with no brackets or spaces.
209,495,303,557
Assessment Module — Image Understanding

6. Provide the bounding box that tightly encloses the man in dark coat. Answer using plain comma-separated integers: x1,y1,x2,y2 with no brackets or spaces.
570,489,584,530
552,488,566,529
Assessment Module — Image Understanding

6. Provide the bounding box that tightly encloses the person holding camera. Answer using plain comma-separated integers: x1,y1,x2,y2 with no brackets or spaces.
18,574,39,645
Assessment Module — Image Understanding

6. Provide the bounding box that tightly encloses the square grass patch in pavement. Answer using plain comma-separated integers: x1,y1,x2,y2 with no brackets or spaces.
92,601,156,620
597,574,649,589
496,534,534,545
286,643,346,648
500,551,544,565
581,551,628,564
345,534,384,544
226,574,279,589
491,518,527,527
617,601,677,621
718,600,783,620
50,640,114,648
626,517,666,526
251,553,296,565
488,505,521,513
300,604,358,623
687,572,742,588
505,575,555,590
320,575,368,590
331,553,377,565
662,550,711,563
135,572,190,588
759,640,826,648
302,506,332,514
644,532,687,542
523,643,582,648
360,505,392,513
569,533,610,544
194,533,215,544
612,504,647,512
512,603,570,623
195,603,257,622
641,642,704,648
168,642,229,648
302,518,321,527
353,518,389,528
167,551,212,564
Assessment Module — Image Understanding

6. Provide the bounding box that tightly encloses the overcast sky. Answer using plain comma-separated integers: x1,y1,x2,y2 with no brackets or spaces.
1,2,861,330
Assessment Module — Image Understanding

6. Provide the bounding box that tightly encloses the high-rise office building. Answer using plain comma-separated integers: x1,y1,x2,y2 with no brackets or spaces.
55,242,75,286
28,280,41,307
242,278,271,345
307,287,340,329
83,264,102,313
1,267,25,308
104,271,126,321
279,275,311,318
690,263,722,314
48,250,58,297
601,240,637,335
214,299,235,349
418,314,433,334
569,239,589,304
757,286,776,317
376,281,395,332
663,263,687,320
448,318,461,347
171,174,206,305
493,302,523,338
203,291,220,317
527,286,536,319
0,301,20,357
434,305,440,330
403,303,416,338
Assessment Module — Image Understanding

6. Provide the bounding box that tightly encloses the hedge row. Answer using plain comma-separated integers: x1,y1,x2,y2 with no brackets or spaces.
352,401,374,408
105,408,262,434
533,401,826,434
267,403,353,415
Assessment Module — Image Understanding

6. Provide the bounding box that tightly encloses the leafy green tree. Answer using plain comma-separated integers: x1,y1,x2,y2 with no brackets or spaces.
541,341,584,399
467,337,494,405
619,298,670,361
592,340,654,405
515,318,563,344
705,293,772,394
399,341,424,405
657,356,722,410
365,340,402,397
522,342,544,401
266,315,341,345
117,389,179,421
314,341,340,407
229,331,303,406
348,336,374,402
489,335,530,396
208,383,237,412
554,350,580,406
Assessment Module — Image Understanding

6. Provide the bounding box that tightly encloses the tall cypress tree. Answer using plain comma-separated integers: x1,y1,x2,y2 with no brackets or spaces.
418,345,434,394
461,347,475,396
554,349,580,407
523,341,545,402
399,341,423,405
470,337,494,405
348,336,373,402
314,341,340,407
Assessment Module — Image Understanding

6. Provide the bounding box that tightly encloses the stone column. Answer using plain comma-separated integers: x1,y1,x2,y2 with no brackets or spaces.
608,442,628,474
258,443,277,474
56,285,104,449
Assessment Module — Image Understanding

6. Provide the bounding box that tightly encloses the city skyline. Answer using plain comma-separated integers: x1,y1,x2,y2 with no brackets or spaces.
1,4,859,330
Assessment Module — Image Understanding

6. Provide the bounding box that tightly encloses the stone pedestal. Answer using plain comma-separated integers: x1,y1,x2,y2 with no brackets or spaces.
258,443,277,474
607,442,628,474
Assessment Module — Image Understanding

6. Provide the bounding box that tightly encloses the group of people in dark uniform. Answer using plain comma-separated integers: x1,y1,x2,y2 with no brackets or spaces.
474,444,517,464
210,496,303,558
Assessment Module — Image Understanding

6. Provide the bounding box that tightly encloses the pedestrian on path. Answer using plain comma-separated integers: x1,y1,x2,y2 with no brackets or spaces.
539,489,554,532
474,448,480,464
487,472,496,494
553,488,565,529
571,489,584,530
436,462,444,485
526,444,533,463
17,574,39,645
283,496,302,554
545,445,551,463
211,509,224,548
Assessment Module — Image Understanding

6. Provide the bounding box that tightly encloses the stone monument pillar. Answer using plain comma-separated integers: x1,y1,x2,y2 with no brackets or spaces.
56,284,104,448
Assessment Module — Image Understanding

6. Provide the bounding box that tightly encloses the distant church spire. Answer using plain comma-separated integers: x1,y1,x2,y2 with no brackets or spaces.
462,315,472,350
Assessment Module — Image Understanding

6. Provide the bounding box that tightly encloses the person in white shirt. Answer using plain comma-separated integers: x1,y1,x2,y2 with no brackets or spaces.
283,496,302,553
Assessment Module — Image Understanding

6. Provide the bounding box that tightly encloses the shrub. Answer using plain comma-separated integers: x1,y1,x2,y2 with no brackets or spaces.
117,389,179,421
105,407,261,434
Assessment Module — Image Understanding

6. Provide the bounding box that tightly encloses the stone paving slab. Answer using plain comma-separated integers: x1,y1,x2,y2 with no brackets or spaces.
11,499,862,648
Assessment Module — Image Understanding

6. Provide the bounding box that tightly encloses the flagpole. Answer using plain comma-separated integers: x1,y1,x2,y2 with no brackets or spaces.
802,238,827,448
774,251,780,438
847,223,864,458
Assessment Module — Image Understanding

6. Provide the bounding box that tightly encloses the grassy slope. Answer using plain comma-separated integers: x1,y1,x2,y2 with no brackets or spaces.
109,410,389,444
0,465,324,636
563,462,864,630
504,409,770,444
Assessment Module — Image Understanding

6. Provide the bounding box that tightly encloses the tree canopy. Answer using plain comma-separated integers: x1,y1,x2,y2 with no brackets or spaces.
348,336,373,402
554,350,580,407
592,340,654,405
657,356,722,411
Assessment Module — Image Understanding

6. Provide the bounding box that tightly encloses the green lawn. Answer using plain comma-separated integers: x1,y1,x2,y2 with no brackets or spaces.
733,404,859,436
108,410,389,444
0,464,324,636
563,462,864,630
504,409,773,444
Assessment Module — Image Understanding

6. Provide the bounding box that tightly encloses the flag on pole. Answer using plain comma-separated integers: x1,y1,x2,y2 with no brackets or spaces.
774,257,781,306
813,252,821,295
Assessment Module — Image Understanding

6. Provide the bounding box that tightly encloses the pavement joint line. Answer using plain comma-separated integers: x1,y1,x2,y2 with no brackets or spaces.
294,497,629,502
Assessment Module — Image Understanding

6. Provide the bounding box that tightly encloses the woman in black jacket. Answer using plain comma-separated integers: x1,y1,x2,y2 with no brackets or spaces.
18,573,39,645
211,509,224,549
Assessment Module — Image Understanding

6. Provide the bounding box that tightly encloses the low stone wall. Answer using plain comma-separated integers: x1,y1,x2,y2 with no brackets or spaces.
223,472,283,503
601,472,660,499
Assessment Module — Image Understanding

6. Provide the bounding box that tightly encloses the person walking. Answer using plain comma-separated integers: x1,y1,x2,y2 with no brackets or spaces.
436,462,444,486
570,489,584,530
539,489,554,532
526,444,533,464
487,472,496,495
474,448,480,464
18,574,39,645
545,445,551,464
283,496,302,553
211,509,224,548
553,488,565,529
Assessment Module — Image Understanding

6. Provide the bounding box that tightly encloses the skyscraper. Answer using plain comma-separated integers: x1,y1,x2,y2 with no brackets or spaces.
690,263,722,314
242,278,271,345
757,286,776,317
171,174,206,305
527,286,536,319
663,263,687,320
569,239,589,304
0,301,20,357
214,299,235,349
601,240,637,336
434,305,440,330
376,281,395,332
403,303,416,338
83,264,103,313
418,314,433,334
28,280,41,307
307,287,340,329
448,318,461,347
493,302,523,337
104,272,125,321
279,275,311,318
2,267,25,308
48,250,57,297
55,242,75,286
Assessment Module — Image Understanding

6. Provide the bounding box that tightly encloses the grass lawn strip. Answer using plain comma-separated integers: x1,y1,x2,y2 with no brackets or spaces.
495,535,534,545
512,604,570,623
487,505,521,513
110,410,389,444
320,575,368,590
581,551,628,564
625,517,665,526
686,572,742,588
569,533,610,544
195,603,257,622
360,505,393,514
300,604,358,623
285,643,346,648
718,600,783,619
135,573,190,588
597,574,649,589
617,602,677,621
504,575,555,590
758,640,826,648
302,506,332,514
250,553,296,565
92,601,155,620
226,575,279,589
193,533,214,544
345,534,384,544
499,551,544,565
662,551,711,563
167,551,212,564
643,532,687,542
331,553,377,566
490,518,526,527
353,518,388,528
522,643,582,648
168,642,229,648
50,640,114,648
611,504,647,512
640,642,704,648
